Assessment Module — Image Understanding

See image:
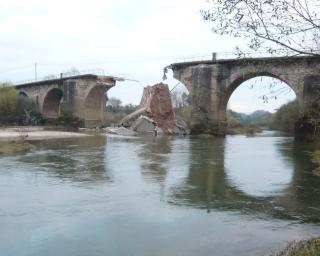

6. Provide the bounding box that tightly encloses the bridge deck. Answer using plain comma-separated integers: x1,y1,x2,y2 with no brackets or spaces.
169,55,320,69
15,74,123,88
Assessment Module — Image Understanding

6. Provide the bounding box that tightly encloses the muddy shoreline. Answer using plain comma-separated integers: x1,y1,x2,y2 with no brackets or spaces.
0,126,92,141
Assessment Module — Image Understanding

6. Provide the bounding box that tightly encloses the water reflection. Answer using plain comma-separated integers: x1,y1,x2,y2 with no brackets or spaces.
2,133,320,255
19,136,113,184
276,140,320,222
5,133,320,223
166,134,320,222
138,136,172,184
225,136,293,197
168,136,227,212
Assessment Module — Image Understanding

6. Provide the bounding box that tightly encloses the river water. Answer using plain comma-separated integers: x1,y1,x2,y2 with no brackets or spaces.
1,132,320,256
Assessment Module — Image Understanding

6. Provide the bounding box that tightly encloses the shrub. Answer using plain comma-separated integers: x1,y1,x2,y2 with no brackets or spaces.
0,83,43,125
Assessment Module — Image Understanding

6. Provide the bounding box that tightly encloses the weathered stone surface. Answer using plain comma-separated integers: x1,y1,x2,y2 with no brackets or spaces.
104,127,137,136
139,83,176,132
131,116,156,133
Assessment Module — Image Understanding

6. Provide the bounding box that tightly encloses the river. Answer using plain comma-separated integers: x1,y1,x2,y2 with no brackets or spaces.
1,132,320,256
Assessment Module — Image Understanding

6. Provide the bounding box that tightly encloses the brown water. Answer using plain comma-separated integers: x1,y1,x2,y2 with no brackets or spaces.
1,132,320,256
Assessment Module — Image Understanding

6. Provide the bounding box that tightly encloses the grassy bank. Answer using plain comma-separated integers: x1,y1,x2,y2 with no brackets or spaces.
0,140,35,154
275,237,320,256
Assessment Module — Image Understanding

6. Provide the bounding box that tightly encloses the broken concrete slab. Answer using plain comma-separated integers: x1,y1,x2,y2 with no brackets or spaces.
104,127,137,136
131,115,156,133
118,107,147,127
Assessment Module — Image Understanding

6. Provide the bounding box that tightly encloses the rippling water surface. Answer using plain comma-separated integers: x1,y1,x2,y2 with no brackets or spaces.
1,132,320,256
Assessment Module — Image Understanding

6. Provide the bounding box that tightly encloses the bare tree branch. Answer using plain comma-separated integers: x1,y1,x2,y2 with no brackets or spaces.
201,0,320,56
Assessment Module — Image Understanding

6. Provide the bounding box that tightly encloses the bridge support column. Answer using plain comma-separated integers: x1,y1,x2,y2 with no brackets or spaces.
172,65,225,135
295,75,320,141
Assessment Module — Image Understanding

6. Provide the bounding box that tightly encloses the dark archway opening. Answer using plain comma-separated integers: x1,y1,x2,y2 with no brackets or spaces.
43,88,63,119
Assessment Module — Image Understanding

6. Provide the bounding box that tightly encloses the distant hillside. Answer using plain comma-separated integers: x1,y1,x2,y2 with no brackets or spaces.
227,109,272,126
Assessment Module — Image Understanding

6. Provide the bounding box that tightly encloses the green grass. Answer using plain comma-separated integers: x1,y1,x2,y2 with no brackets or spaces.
0,140,35,154
275,238,320,256
309,150,320,176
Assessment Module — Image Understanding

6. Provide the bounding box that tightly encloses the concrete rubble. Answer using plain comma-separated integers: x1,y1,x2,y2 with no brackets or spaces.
104,127,137,136
131,115,156,133
119,107,147,128
105,83,190,136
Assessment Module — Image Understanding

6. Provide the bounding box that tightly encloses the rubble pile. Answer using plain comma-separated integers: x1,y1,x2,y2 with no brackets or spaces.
105,83,190,136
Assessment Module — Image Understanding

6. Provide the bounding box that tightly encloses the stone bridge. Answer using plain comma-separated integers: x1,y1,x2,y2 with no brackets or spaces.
16,74,121,127
168,56,320,135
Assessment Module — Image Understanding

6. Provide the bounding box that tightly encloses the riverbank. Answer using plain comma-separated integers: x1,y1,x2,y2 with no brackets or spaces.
0,127,91,141
226,125,263,135
275,237,320,255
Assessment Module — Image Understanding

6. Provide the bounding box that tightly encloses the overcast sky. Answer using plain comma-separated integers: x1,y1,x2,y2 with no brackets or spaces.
0,0,296,113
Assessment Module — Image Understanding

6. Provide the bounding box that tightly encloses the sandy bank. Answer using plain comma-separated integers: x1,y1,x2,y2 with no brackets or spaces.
0,127,91,141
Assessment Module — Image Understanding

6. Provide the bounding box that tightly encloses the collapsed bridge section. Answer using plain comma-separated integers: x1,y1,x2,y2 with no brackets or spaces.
16,74,123,127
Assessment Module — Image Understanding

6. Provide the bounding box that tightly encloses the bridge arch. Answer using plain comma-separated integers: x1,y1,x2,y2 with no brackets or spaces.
218,72,300,121
42,88,63,119
84,85,107,127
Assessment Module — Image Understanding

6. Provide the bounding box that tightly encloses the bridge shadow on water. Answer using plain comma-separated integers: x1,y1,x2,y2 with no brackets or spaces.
13,133,320,223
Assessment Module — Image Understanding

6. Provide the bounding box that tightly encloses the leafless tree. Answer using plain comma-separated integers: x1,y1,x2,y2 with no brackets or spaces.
171,89,190,109
201,0,320,56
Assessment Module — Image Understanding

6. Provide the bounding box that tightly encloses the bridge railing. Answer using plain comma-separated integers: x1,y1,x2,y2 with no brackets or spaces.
172,49,307,63
13,68,108,85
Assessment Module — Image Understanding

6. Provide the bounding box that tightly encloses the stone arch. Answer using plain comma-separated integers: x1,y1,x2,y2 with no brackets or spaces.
217,72,300,121
84,85,107,127
42,88,63,119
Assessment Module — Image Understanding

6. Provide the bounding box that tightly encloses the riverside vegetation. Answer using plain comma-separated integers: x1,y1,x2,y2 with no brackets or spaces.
174,99,300,136
0,83,42,125
275,237,320,256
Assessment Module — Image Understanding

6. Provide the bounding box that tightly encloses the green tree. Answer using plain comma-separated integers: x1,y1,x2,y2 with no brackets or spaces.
271,99,300,132
0,83,41,125
0,83,17,112
106,97,122,113
0,83,18,123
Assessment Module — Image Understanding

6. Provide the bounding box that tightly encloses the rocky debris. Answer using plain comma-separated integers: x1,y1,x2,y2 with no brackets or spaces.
131,116,156,133
104,127,137,136
139,83,176,132
173,119,190,135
